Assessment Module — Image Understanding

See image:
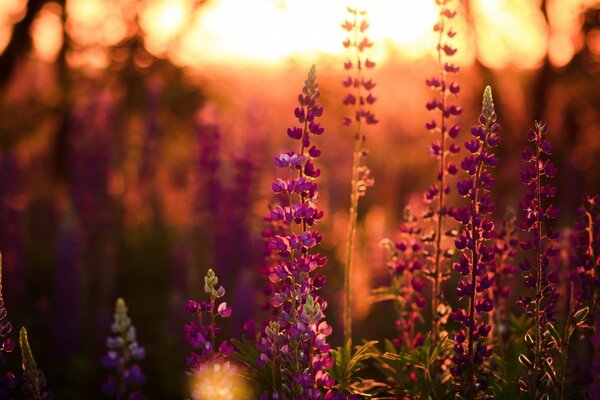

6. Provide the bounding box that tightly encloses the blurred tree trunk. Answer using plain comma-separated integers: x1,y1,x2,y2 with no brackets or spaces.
0,0,46,88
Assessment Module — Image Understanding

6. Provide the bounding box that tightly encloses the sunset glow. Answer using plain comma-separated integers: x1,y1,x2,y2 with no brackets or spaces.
0,0,596,69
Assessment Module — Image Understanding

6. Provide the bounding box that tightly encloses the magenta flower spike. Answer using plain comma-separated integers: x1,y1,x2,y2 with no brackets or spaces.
381,208,427,350
517,121,560,398
424,0,462,343
257,65,332,399
450,86,499,397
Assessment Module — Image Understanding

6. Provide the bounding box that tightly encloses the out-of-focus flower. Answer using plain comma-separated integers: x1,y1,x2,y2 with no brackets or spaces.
102,298,146,399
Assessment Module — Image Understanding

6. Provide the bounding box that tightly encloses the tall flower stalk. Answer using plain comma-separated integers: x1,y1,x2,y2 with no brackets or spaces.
517,121,560,398
257,65,332,399
19,327,50,400
424,0,461,343
0,253,16,398
101,298,146,399
450,86,499,397
341,6,377,344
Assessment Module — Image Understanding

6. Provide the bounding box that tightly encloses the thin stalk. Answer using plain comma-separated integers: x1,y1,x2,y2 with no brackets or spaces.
559,284,575,400
432,14,447,344
344,13,363,344
585,210,597,333
533,144,543,398
466,163,483,395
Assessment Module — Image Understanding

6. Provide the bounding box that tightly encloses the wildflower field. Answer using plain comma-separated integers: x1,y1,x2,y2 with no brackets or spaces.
0,0,599,399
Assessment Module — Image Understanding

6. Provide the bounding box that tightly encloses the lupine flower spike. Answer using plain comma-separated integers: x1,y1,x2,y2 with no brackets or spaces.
185,269,235,400
102,298,146,399
450,86,499,397
517,121,560,398
490,209,517,347
19,327,50,400
258,65,332,399
424,0,462,343
0,253,16,398
380,208,427,350
341,6,377,343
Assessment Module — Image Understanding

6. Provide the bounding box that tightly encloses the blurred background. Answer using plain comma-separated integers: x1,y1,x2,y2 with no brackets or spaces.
0,0,599,397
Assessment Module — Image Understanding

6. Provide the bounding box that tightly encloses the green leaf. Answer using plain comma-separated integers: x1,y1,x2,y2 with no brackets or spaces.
573,307,589,325
546,322,561,345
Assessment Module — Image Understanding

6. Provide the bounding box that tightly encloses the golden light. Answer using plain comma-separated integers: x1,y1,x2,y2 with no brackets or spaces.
473,0,548,69
189,361,251,400
140,0,189,56
66,0,132,47
2,0,597,70
169,0,453,67
31,2,63,63
0,0,27,54
547,0,597,67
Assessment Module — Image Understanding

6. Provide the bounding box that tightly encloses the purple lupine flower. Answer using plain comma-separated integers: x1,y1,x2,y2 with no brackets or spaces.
257,65,333,399
185,269,232,371
19,327,50,400
450,86,499,397
102,298,146,399
0,254,16,398
491,209,518,345
423,0,461,343
341,5,377,343
517,121,560,398
381,208,427,351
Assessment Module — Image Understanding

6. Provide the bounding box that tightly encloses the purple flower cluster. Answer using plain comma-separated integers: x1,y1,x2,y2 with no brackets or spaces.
0,255,16,398
423,0,461,342
102,298,146,400
450,86,499,396
382,208,426,350
257,65,333,399
185,269,233,370
517,121,560,397
491,210,518,342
